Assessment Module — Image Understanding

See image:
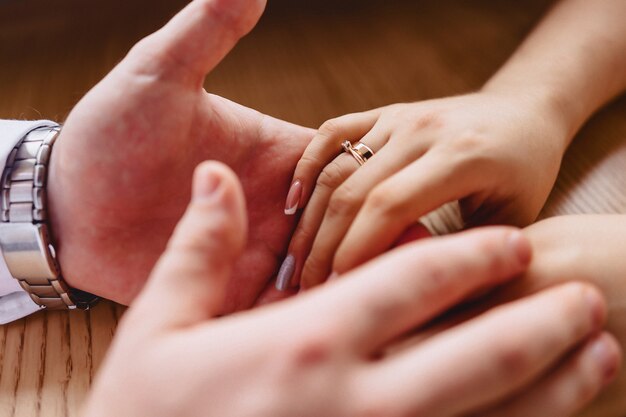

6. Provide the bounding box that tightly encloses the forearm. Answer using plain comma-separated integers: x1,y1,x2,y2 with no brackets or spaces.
483,0,626,149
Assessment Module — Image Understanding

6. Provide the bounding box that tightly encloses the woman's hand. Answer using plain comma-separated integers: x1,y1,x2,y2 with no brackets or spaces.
280,92,569,289
84,163,619,417
500,215,626,416
416,215,626,416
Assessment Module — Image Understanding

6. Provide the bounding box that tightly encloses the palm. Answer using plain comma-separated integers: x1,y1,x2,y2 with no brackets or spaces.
48,67,313,312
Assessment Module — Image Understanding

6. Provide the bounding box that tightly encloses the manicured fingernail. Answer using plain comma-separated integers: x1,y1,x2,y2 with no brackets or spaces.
508,231,531,265
276,254,296,291
589,335,620,384
328,272,339,281
284,180,302,215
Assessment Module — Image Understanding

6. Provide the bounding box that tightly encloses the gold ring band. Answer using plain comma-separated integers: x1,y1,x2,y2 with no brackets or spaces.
342,140,375,166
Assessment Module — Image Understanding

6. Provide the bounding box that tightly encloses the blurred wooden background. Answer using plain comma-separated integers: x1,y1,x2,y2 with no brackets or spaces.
1,0,625,416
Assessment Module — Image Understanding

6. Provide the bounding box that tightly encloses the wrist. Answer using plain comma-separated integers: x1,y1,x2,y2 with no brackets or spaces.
46,130,101,308
46,132,82,292
480,81,577,155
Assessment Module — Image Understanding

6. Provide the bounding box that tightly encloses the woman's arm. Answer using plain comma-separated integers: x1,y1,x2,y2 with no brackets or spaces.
484,0,626,145
280,0,626,290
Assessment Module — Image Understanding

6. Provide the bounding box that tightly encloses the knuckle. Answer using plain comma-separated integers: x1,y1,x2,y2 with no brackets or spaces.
412,110,444,131
302,255,326,280
380,104,407,121
316,160,347,190
418,262,451,293
298,152,325,174
291,224,317,250
361,293,408,329
327,186,361,218
283,323,338,369
127,37,211,84
449,130,486,153
443,132,496,172
364,187,389,211
318,118,343,138
381,107,444,135
126,37,179,80
333,242,361,273
470,231,518,274
490,341,533,381
364,186,407,218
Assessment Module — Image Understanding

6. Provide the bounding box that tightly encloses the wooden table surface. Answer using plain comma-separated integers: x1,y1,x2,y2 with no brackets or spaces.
1,0,625,416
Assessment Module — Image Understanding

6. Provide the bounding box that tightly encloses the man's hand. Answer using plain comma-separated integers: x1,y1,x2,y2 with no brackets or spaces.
46,0,314,311
83,162,617,417
410,215,626,416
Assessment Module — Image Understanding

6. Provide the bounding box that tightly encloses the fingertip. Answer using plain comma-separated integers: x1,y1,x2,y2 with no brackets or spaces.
192,161,225,201
193,161,244,205
588,332,622,385
190,161,248,249
127,0,268,86
276,254,296,291
552,282,607,334
284,179,303,216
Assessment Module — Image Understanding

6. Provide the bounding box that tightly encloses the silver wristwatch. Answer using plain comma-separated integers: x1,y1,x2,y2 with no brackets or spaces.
0,126,98,310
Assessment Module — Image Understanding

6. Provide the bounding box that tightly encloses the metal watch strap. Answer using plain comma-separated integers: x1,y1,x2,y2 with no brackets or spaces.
0,126,98,310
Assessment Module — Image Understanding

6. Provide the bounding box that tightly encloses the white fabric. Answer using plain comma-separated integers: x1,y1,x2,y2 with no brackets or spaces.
0,120,60,324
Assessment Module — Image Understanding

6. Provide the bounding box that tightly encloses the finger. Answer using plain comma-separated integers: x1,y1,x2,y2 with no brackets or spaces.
305,227,531,354
481,332,621,417
130,161,248,329
124,0,266,86
254,283,298,307
392,223,433,247
285,110,383,215
362,283,607,417
277,153,359,291
276,127,390,291
334,150,475,273
300,141,425,289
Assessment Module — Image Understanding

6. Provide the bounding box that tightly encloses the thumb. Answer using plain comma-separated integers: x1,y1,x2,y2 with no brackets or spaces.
125,0,267,87
131,161,247,329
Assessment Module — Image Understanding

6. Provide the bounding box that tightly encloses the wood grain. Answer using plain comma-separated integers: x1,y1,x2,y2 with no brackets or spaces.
1,0,625,416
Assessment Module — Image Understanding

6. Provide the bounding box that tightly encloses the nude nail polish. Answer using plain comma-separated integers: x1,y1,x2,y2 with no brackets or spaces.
276,254,296,291
284,180,302,215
